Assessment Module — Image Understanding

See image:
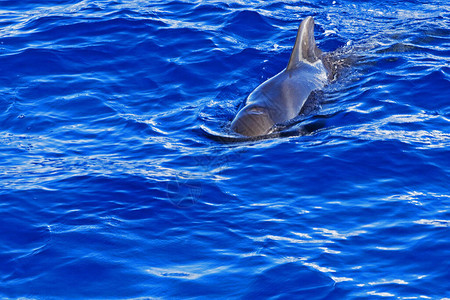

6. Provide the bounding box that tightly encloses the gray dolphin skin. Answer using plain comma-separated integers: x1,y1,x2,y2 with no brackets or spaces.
231,17,331,137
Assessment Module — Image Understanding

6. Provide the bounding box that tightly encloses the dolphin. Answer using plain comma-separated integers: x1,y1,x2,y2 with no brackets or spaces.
231,17,333,137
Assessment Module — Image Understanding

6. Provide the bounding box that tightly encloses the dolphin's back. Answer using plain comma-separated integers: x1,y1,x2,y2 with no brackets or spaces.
246,62,326,124
230,17,329,137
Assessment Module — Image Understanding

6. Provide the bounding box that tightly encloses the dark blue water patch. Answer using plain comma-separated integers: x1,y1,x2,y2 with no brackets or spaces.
224,10,275,40
320,37,348,53
184,3,230,25
2,48,70,76
0,0,83,6
155,26,213,51
2,17,154,50
374,54,408,70
1,47,115,80
244,262,335,299
408,70,450,110
162,0,195,14
0,94,118,137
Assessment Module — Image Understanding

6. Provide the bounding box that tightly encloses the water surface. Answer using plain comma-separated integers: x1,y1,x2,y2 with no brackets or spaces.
0,0,449,299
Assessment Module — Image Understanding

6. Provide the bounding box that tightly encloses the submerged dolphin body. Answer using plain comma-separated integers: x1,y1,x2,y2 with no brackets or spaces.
231,17,332,137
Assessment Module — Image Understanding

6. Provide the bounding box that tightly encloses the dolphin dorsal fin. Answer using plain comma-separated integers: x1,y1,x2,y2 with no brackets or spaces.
286,16,322,71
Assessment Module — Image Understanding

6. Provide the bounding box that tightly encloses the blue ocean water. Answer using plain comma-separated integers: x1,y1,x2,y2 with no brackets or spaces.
0,0,449,298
